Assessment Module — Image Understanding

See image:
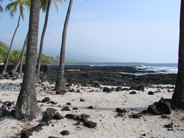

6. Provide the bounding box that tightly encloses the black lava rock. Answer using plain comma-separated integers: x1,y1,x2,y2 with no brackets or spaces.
148,91,154,95
53,112,64,120
80,98,85,102
42,97,50,103
93,82,100,88
116,87,122,91
147,97,172,115
61,106,71,111
116,108,127,113
88,106,94,109
65,114,76,119
84,121,97,128
21,130,32,138
103,87,111,93
129,91,137,94
130,113,143,118
60,130,70,135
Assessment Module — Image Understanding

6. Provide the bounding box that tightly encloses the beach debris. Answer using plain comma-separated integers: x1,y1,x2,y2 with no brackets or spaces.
147,97,172,115
60,130,70,136
129,91,137,94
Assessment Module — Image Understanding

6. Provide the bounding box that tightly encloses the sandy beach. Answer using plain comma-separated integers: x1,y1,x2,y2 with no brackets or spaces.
0,78,184,138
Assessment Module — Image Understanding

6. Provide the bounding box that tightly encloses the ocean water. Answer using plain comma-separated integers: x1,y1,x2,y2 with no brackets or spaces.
65,63,178,75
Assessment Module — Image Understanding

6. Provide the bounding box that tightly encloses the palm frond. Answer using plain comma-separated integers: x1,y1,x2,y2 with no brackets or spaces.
5,1,18,11
57,0,66,4
0,5,3,12
20,5,24,21
53,0,58,14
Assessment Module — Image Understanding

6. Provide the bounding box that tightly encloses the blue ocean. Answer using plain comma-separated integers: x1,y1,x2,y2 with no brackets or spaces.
65,63,178,76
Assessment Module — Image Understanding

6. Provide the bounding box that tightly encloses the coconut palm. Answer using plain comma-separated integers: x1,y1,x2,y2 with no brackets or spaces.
36,0,66,81
11,32,28,77
2,0,31,75
15,0,40,120
55,0,73,90
172,0,184,108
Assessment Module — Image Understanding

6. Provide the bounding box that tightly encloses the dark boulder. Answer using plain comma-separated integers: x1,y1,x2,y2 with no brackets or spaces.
147,98,172,115
42,108,57,122
129,85,144,91
116,87,122,91
148,91,154,95
103,87,111,93
93,82,100,88
84,121,97,128
129,91,137,94
21,130,32,138
41,97,50,103
61,106,71,111
116,108,127,113
52,112,64,120
60,130,70,136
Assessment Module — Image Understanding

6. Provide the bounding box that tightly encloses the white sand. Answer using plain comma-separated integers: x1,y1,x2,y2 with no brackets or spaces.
0,79,184,138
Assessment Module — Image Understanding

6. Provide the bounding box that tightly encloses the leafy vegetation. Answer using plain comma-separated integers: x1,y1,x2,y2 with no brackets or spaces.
0,41,58,64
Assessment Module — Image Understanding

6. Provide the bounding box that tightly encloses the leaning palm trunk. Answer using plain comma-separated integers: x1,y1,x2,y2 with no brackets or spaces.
172,0,184,108
55,0,73,90
11,32,28,76
36,0,51,81
2,12,21,75
15,0,40,121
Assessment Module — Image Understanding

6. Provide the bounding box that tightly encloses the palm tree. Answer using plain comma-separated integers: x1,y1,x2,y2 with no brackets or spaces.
36,0,66,81
172,0,184,108
55,0,73,90
15,0,40,121
2,0,31,75
11,32,28,77
0,0,3,13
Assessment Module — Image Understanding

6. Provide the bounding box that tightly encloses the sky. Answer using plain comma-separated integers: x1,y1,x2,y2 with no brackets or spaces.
0,0,181,63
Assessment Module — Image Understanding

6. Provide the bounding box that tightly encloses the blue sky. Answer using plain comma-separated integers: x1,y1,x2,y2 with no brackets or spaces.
0,0,181,63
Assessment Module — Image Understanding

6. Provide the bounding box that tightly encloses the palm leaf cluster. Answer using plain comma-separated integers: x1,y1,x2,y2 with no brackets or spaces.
5,0,31,20
0,0,3,12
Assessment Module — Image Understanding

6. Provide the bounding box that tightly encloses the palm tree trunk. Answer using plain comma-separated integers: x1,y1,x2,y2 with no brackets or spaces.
55,0,73,90
172,0,184,108
36,0,51,82
11,32,28,75
15,0,40,121
2,12,21,75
